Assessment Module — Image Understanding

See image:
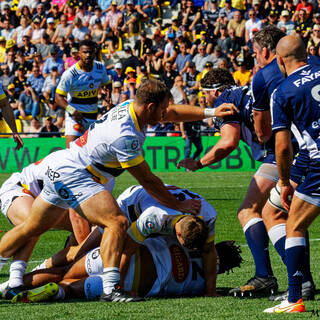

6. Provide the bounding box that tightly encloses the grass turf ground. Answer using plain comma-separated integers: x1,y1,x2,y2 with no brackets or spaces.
1,171,320,319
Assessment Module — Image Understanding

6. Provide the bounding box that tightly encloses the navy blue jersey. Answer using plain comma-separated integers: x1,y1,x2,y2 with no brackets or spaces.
251,58,284,112
213,86,274,161
272,64,320,164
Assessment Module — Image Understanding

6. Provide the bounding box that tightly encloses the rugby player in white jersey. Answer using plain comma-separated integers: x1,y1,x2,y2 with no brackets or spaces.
0,79,237,302
0,158,115,298
0,82,23,150
29,185,217,297
11,237,243,303
55,39,111,245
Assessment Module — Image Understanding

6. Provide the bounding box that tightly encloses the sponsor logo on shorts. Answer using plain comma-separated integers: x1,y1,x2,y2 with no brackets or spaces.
58,187,69,199
45,166,60,181
92,248,100,259
87,258,92,274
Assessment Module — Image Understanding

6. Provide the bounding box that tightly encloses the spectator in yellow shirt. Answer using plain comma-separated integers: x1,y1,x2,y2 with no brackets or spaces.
233,60,251,86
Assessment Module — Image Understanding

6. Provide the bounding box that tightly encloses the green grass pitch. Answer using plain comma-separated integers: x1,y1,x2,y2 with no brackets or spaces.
0,171,320,319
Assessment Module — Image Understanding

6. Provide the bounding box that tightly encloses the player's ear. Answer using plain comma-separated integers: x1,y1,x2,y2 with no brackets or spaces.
147,103,155,112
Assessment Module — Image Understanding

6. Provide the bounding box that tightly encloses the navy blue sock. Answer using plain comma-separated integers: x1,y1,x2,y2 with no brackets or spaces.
244,218,273,278
285,237,305,303
268,223,286,263
302,230,313,284
274,236,286,263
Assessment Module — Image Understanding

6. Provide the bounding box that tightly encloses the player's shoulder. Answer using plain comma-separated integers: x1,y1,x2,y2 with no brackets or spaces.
62,63,79,79
94,60,107,71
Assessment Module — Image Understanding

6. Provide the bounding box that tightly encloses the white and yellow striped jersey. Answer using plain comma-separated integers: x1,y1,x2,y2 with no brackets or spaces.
116,185,217,244
56,61,110,113
68,100,145,183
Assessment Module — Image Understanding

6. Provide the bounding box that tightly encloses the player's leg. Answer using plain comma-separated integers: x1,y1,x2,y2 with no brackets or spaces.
230,167,277,296
264,197,319,313
35,227,102,271
75,190,141,301
65,114,92,245
0,196,67,298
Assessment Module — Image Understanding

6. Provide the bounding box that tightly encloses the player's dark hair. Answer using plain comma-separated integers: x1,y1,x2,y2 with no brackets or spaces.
200,68,235,92
253,26,286,54
135,79,172,108
179,215,208,251
79,39,96,50
215,240,243,274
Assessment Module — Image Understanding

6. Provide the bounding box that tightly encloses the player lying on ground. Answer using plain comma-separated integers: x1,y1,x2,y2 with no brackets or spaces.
0,79,237,302
18,185,218,297
11,236,243,302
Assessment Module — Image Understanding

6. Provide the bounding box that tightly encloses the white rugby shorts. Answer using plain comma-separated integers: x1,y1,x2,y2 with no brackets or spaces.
40,150,115,209
0,172,33,218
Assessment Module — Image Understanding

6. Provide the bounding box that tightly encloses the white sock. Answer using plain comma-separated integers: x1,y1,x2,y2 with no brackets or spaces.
31,260,47,272
0,256,9,271
99,267,120,295
0,280,9,296
9,260,27,288
52,285,65,300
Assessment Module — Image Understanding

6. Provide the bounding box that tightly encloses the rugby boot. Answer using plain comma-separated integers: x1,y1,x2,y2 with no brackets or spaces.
229,275,278,297
1,284,25,300
11,282,59,303
264,299,305,313
269,281,315,301
100,284,145,302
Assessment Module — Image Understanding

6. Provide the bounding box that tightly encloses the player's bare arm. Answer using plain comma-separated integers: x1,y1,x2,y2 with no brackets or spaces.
177,123,240,171
163,103,239,122
55,92,86,124
202,241,218,297
0,97,23,150
253,109,273,143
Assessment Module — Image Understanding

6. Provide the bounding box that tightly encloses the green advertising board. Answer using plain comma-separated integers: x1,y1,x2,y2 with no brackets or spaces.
0,137,261,173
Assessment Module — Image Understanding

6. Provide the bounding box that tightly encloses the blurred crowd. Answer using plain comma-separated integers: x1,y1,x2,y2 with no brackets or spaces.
0,0,319,136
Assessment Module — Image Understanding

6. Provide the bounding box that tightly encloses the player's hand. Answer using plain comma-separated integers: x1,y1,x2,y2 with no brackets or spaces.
176,158,199,171
280,184,294,212
73,110,87,124
214,103,239,118
13,133,23,150
179,199,201,215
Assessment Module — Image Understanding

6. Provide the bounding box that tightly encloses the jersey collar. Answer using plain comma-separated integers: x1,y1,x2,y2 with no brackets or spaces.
129,102,140,132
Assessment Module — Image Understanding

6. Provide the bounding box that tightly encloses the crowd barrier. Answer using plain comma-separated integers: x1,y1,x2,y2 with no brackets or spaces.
0,137,260,173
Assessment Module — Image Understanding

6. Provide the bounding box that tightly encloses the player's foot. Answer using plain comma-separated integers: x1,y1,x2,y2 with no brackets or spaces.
11,283,58,303
269,281,315,301
263,299,305,313
1,284,25,300
100,284,145,302
229,276,278,297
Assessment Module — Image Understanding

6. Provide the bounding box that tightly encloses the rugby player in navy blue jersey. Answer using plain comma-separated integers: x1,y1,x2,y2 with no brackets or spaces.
264,35,320,314
178,68,280,296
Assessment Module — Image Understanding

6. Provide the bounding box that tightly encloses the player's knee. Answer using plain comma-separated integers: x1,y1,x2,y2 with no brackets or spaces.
107,214,128,233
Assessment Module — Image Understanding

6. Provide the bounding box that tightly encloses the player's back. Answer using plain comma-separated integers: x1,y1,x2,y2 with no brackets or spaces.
68,100,145,179
251,58,284,111
272,64,320,163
